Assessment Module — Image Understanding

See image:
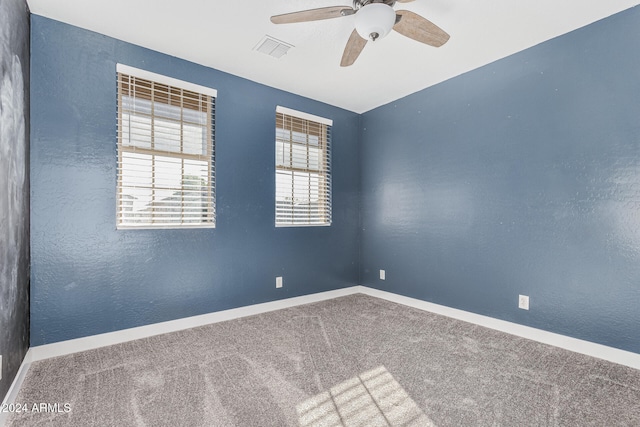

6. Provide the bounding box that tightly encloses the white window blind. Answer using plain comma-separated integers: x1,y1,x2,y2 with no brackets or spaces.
116,67,215,229
275,107,332,227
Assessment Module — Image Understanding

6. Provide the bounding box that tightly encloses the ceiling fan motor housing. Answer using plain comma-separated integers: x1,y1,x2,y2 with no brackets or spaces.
353,0,397,7
354,2,396,41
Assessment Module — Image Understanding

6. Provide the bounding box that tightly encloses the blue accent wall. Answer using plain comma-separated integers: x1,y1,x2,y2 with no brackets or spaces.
30,16,360,346
360,7,640,353
31,7,640,354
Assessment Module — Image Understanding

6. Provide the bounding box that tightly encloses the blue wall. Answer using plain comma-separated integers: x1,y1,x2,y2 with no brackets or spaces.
30,16,360,346
32,7,640,353
360,6,640,353
0,0,30,401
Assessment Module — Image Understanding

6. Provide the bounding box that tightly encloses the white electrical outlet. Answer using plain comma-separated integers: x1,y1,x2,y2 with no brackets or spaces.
380,270,386,280
276,277,283,288
518,295,530,310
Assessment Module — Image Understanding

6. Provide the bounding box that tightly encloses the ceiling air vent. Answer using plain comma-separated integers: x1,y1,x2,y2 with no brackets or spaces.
254,35,293,59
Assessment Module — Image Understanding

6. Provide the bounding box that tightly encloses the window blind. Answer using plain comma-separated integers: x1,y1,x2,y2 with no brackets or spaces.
275,107,332,226
116,68,215,229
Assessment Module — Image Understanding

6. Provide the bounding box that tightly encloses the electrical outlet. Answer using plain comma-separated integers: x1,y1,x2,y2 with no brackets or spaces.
276,276,283,288
380,270,386,280
518,295,529,310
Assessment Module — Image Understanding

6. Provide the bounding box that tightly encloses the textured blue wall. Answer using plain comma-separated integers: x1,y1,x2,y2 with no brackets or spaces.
360,7,640,353
30,16,360,346
32,7,640,353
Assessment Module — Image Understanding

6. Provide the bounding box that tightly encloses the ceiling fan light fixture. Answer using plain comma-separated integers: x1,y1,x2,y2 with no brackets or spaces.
355,3,396,41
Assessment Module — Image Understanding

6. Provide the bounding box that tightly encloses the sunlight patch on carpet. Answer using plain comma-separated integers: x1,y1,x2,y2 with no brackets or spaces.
296,366,434,427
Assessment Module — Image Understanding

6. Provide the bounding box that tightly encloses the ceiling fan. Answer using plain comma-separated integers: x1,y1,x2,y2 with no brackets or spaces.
270,0,450,67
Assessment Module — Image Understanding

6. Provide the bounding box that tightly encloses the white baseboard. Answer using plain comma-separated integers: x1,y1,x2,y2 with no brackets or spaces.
29,287,363,362
28,285,640,369
357,286,640,370
0,349,33,427
5,284,637,423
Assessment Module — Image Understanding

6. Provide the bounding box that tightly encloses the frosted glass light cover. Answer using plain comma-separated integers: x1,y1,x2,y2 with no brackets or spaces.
355,3,396,41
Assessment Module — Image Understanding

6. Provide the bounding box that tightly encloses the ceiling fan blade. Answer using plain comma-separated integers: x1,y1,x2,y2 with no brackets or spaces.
340,30,367,67
271,6,355,24
393,10,450,47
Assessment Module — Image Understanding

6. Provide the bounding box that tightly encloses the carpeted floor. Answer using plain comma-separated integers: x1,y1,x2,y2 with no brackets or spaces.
6,293,640,426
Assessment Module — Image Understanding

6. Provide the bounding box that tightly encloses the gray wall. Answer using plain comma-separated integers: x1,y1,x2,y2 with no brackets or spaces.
0,0,30,402
30,16,360,346
360,6,640,353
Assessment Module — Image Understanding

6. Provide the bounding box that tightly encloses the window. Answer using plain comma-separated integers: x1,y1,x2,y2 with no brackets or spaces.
116,64,216,229
275,106,332,226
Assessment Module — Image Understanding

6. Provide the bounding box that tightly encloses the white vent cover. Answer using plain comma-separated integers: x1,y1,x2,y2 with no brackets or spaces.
254,35,293,59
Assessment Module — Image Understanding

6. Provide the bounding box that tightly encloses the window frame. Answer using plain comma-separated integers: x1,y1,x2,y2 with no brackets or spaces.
116,64,217,230
275,106,332,228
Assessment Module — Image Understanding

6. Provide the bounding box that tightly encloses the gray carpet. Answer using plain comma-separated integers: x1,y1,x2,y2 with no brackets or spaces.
6,294,640,426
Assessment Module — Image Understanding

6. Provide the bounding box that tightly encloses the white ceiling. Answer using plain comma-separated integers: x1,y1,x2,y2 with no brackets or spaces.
27,0,640,113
